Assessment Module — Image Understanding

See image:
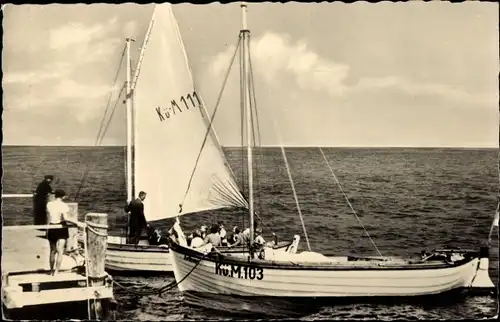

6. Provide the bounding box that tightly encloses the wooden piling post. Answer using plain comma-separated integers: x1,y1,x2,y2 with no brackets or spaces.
84,213,108,320
65,203,79,253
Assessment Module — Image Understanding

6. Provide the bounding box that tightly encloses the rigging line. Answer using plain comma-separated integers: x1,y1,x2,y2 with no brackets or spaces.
240,31,246,201
97,84,127,146
75,83,127,199
319,147,383,257
96,44,127,144
270,115,310,250
74,45,126,199
278,139,312,251
179,34,243,211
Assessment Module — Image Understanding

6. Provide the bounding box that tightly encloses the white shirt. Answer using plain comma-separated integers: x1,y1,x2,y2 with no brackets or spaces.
255,235,266,245
191,237,204,248
46,199,70,224
219,227,227,239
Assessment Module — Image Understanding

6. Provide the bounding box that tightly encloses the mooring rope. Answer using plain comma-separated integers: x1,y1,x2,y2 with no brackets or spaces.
319,148,383,257
113,249,213,296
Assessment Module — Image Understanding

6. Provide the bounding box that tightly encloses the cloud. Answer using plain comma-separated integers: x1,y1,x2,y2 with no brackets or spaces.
3,62,72,85
199,31,497,147
210,32,350,97
351,76,494,107
3,15,125,122
48,17,121,65
122,21,138,38
208,32,491,107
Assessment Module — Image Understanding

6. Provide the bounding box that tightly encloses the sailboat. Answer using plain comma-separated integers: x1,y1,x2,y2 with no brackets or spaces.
100,3,291,274
166,2,496,313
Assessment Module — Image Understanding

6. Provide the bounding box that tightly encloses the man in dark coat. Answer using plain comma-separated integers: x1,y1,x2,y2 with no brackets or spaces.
124,191,148,245
33,175,54,225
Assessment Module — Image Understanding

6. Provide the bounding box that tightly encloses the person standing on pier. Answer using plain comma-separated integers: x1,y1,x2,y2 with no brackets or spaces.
125,191,148,245
33,175,54,226
47,189,84,275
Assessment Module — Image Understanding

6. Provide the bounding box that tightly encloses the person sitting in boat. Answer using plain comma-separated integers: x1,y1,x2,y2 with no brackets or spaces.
218,222,227,246
191,229,205,248
241,221,259,246
254,228,266,246
125,191,148,245
186,231,194,247
145,223,168,246
227,227,242,248
200,225,208,239
203,224,221,247
46,189,84,276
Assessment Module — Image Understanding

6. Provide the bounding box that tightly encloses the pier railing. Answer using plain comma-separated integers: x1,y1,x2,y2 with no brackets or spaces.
1,193,34,198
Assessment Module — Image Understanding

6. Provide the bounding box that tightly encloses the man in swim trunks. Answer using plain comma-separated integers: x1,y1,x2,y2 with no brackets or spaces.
46,189,83,275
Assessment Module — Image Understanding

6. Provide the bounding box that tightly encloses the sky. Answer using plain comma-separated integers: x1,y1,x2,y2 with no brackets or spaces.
2,2,499,147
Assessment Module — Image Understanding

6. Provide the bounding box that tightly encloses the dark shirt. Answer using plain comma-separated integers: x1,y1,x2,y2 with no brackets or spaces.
35,181,52,203
125,198,147,228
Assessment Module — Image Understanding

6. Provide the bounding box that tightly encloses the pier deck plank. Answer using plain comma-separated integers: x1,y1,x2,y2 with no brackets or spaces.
2,229,52,274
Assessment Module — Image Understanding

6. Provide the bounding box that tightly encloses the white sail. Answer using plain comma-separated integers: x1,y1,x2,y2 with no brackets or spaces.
133,4,248,222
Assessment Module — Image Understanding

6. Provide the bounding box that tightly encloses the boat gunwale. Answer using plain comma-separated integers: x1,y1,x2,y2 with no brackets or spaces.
170,240,480,271
105,240,291,253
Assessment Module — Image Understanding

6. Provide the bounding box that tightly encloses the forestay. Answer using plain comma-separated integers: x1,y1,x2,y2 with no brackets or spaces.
133,4,247,222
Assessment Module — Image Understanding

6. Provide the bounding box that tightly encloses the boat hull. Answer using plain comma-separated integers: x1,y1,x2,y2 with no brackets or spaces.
106,240,173,274
170,242,481,300
92,236,292,275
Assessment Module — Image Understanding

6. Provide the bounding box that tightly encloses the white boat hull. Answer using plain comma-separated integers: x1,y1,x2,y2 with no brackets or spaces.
170,243,482,299
78,235,292,275
77,234,173,274
105,236,173,273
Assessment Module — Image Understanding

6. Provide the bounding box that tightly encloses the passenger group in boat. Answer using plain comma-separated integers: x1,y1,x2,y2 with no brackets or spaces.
182,221,270,249
46,189,84,275
124,191,148,245
33,174,54,225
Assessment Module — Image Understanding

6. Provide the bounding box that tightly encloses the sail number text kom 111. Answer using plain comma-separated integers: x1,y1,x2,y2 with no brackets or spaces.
155,91,202,121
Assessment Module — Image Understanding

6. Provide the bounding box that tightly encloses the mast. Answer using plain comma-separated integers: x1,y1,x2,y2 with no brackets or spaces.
241,2,254,248
125,37,135,202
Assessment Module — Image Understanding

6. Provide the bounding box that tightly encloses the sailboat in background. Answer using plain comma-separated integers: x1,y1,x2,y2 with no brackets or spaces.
165,2,496,314
101,3,290,274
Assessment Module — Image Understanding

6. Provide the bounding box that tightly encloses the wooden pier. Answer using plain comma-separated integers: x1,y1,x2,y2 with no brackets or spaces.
2,211,116,320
